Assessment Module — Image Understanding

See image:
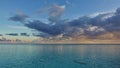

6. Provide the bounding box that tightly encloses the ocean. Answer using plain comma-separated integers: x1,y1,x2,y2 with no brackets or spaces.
0,44,120,68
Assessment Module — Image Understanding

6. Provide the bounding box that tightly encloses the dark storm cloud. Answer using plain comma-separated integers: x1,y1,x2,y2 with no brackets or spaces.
6,33,18,36
25,20,66,36
105,8,120,32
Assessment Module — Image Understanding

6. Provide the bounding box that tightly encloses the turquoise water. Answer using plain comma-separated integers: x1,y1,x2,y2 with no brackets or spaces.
0,44,120,68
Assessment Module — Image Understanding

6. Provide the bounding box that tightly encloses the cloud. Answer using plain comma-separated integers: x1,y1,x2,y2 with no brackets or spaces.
32,33,51,38
25,20,65,36
5,33,30,37
39,4,65,24
20,33,30,36
66,0,71,5
116,7,120,14
6,33,18,36
65,0,74,7
9,7,120,39
9,11,29,23
85,25,106,36
0,34,3,36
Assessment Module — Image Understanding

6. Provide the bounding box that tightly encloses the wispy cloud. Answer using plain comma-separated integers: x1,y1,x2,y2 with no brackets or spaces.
39,4,66,24
65,0,74,7
8,11,29,23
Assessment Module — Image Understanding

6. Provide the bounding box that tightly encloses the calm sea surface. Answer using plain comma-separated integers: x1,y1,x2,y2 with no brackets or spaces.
0,44,120,68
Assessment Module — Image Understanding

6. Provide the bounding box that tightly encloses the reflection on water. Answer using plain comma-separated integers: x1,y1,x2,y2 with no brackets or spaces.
0,44,120,68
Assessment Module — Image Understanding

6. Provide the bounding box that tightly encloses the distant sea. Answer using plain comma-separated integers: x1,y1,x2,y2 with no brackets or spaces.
0,44,120,68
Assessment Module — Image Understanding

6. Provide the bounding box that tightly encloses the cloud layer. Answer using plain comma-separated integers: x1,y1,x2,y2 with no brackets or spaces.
9,6,120,39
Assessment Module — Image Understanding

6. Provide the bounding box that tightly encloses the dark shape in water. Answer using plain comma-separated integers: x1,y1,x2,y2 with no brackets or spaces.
39,59,45,62
73,60,87,65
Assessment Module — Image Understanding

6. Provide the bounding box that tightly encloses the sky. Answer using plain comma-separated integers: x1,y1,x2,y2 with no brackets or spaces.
0,0,120,42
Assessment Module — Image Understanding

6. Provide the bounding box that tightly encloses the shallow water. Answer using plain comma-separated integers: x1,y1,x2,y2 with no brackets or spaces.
0,44,120,68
